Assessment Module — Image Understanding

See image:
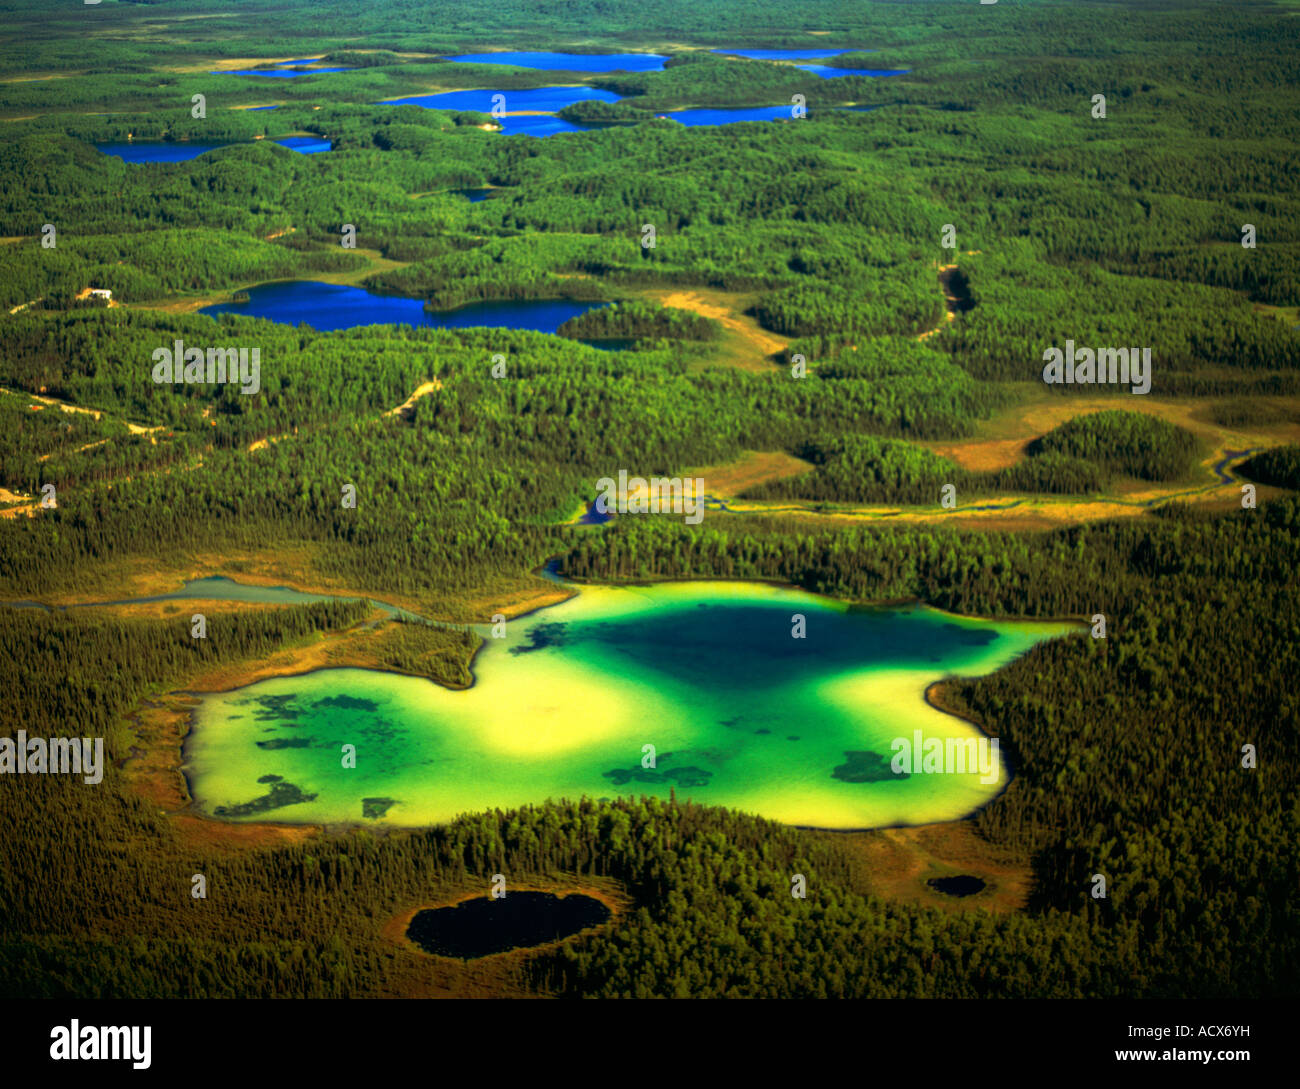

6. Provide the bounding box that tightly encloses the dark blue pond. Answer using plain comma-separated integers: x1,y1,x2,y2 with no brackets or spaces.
385,86,621,113
495,115,598,138
798,64,909,79
274,136,333,154
578,498,613,525
445,51,668,72
97,142,226,163
200,281,609,334
710,48,859,60
928,875,987,897
407,892,611,958
452,188,494,202
97,138,330,163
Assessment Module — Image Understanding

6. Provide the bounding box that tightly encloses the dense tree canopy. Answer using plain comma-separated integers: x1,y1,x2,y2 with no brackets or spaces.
1,0,1297,1000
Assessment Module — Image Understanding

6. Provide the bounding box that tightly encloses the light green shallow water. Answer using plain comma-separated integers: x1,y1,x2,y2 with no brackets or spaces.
183,581,1076,829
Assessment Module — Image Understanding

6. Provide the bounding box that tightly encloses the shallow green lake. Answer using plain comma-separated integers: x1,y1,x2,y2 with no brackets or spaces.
183,581,1074,829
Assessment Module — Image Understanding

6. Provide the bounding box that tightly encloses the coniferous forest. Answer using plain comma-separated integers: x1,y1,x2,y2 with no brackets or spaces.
0,0,1297,1037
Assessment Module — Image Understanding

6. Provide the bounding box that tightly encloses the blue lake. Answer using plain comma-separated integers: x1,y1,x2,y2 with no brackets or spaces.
798,65,909,79
200,281,609,334
445,51,668,72
97,142,227,163
710,48,859,60
498,115,597,137
659,105,804,126
385,86,621,113
273,136,332,154
376,71,892,138
97,138,331,162
452,188,494,202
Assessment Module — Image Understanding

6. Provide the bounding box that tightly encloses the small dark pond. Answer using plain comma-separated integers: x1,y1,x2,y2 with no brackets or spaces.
407,891,611,957
927,875,987,897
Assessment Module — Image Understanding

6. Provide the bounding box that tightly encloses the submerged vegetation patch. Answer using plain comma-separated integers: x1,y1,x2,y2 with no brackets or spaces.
602,763,714,787
312,695,379,712
212,780,318,818
362,797,398,819
831,750,906,784
508,621,568,655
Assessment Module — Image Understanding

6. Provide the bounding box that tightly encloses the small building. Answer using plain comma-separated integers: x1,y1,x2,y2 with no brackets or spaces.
89,288,112,300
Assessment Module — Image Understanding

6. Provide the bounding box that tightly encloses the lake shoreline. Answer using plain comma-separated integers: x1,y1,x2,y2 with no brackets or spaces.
177,578,1074,830
112,580,566,836
94,572,1074,842
791,673,1017,837
546,565,1090,628
199,278,613,334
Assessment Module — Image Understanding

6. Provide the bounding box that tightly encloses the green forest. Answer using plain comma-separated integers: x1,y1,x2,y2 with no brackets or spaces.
0,0,1297,1002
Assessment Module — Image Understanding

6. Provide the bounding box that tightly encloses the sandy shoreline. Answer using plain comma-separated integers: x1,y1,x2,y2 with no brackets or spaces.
108,574,570,841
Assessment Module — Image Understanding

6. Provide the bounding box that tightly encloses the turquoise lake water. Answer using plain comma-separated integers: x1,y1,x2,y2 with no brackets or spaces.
184,581,1076,829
